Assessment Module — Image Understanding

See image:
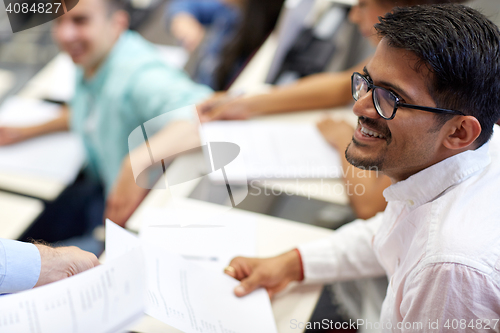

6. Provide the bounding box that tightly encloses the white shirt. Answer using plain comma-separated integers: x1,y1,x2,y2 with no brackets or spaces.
299,129,500,332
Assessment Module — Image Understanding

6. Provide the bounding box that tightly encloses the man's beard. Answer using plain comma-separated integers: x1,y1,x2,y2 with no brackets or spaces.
345,139,385,171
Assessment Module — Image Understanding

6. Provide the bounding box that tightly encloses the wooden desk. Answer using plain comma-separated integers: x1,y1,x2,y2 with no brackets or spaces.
0,191,43,239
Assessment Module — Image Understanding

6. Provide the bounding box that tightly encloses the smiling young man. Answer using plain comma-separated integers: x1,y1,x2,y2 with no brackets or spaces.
224,4,500,330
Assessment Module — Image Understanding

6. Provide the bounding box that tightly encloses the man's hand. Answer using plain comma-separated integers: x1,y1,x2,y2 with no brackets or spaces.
224,250,303,298
104,156,149,227
34,244,99,287
198,94,254,122
316,118,355,151
0,126,34,145
171,13,206,52
197,92,229,120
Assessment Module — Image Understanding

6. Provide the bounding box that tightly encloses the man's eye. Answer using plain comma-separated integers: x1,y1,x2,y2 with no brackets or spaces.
74,17,88,25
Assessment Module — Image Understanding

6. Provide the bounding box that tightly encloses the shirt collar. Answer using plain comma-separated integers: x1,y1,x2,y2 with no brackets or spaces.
383,142,491,206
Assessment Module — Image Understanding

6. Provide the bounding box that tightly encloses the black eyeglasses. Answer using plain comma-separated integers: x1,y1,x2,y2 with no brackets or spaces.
351,72,466,120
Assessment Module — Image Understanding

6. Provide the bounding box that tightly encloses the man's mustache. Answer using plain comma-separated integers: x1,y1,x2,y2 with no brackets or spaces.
358,116,391,139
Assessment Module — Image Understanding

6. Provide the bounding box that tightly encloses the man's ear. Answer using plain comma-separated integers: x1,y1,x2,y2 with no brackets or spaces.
112,10,129,32
443,116,481,150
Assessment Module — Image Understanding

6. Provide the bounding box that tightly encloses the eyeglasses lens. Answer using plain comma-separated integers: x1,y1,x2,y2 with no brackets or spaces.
373,88,396,119
353,74,368,101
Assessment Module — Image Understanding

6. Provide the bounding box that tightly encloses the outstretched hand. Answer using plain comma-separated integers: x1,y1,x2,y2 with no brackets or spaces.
224,250,303,298
197,93,254,122
34,244,99,287
316,117,355,152
0,126,33,145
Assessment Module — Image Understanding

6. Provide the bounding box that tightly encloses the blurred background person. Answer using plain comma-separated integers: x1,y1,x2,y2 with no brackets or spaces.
197,0,467,121
0,0,211,255
167,0,285,90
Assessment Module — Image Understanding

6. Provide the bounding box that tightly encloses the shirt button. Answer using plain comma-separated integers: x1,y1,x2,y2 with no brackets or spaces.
407,199,415,206
397,258,401,267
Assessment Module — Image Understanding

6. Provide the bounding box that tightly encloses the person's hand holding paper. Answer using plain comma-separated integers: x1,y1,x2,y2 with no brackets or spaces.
225,250,303,298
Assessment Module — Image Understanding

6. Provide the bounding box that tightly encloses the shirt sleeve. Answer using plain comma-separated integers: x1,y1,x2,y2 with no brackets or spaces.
0,239,41,294
400,263,500,332
129,65,212,128
167,0,228,25
297,213,386,284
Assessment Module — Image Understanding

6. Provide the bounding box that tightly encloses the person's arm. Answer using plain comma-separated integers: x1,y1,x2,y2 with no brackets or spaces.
0,105,70,146
226,214,386,297
317,118,391,219
105,120,200,227
199,60,368,121
399,263,500,332
103,67,211,228
168,1,229,52
170,13,206,52
0,239,98,294
168,0,227,25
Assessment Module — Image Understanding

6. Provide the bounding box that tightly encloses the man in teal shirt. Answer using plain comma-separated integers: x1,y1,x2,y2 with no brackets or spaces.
70,29,211,193
0,0,211,251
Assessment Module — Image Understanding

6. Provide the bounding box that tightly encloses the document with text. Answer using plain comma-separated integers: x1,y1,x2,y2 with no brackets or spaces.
139,198,257,272
0,248,146,333
201,121,342,182
106,220,278,333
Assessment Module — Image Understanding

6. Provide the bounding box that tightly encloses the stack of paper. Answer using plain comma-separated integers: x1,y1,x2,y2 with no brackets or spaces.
201,121,342,182
107,220,278,333
0,97,85,185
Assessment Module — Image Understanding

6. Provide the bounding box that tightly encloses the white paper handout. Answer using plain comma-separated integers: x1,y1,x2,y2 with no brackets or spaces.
139,198,257,272
200,121,342,182
0,248,146,333
0,97,85,185
106,220,278,333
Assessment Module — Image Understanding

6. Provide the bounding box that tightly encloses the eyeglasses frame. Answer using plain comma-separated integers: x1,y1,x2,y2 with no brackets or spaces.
351,72,466,120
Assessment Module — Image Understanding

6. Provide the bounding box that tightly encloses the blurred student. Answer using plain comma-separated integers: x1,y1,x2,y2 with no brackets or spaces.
0,238,98,294
197,0,465,121
0,0,211,252
168,0,285,90
197,0,464,220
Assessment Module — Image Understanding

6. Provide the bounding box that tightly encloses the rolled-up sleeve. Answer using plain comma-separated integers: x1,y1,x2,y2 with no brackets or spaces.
0,239,41,294
298,213,386,284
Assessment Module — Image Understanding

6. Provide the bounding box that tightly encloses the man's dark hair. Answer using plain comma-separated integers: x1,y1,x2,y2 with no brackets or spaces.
375,4,500,147
105,0,126,15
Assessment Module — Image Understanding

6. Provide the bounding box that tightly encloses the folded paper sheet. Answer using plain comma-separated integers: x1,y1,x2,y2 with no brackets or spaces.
106,220,278,333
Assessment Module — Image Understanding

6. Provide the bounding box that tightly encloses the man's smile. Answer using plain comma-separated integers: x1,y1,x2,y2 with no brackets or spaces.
353,117,391,145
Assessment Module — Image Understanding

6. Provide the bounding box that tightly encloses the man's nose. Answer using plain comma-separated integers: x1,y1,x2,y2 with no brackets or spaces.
54,21,78,44
348,5,360,24
352,90,381,120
